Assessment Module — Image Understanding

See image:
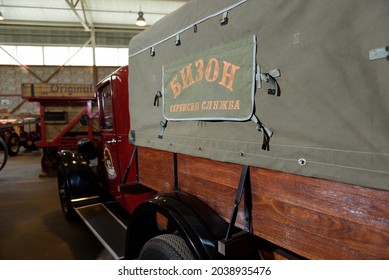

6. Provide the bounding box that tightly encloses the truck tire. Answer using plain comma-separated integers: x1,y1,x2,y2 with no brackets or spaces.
6,134,20,156
0,137,7,171
25,136,39,151
58,170,77,222
139,234,194,260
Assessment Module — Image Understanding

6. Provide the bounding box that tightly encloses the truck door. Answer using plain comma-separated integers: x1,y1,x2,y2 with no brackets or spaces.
98,79,125,205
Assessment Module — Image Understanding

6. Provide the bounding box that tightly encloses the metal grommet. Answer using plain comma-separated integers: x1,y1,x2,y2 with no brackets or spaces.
298,158,307,166
175,34,181,46
150,46,155,57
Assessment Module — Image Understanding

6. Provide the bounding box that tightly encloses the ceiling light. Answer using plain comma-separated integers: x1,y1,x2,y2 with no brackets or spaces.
0,11,4,21
136,11,146,26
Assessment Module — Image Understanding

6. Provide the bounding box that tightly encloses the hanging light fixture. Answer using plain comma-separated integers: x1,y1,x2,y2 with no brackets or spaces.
0,11,4,21
136,11,146,26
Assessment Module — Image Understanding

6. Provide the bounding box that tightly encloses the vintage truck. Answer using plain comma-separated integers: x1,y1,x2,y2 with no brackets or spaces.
22,83,96,176
0,115,40,156
57,0,389,259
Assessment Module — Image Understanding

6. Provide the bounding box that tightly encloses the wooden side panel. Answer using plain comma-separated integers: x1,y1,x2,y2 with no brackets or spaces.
249,169,389,259
177,154,241,223
137,147,175,193
137,147,389,259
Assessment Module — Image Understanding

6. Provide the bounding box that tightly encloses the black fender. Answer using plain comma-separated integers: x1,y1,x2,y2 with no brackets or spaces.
57,150,100,200
125,191,228,260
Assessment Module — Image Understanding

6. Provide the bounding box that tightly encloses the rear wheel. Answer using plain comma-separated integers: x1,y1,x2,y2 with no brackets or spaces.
6,134,20,156
24,136,39,151
139,234,194,260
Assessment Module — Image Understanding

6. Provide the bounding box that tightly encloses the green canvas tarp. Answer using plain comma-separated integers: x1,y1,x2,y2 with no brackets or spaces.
128,0,389,191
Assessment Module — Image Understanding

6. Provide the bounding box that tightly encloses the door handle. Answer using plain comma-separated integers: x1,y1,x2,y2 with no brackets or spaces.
106,139,117,144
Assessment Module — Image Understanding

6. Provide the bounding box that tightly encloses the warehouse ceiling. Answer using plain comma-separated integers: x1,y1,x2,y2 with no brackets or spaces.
0,0,189,47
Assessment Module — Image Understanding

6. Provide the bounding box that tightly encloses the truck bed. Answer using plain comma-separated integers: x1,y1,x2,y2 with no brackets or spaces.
137,146,389,259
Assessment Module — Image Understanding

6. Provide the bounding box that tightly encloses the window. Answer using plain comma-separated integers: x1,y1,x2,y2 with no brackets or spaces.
0,45,127,66
118,48,128,66
44,111,68,124
100,83,113,129
95,47,127,66
17,46,43,65
0,45,17,65
67,47,93,66
43,47,69,66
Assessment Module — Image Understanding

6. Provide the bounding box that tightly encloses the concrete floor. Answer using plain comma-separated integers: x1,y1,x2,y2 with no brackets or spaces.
0,149,112,260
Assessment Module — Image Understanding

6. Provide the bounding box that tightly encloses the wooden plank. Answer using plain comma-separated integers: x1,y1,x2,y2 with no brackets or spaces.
177,154,241,222
137,147,175,193
137,147,389,259
249,169,389,259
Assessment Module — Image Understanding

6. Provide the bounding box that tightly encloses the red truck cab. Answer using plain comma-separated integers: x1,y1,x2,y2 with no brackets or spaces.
95,66,154,213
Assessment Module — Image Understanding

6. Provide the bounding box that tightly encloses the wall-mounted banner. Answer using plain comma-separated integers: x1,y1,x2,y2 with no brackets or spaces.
22,83,94,99
162,36,256,121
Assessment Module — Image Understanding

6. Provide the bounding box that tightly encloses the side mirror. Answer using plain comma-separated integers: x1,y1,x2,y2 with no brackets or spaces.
79,114,90,126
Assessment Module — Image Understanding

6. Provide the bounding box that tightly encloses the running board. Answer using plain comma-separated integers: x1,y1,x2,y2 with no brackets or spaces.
75,203,127,259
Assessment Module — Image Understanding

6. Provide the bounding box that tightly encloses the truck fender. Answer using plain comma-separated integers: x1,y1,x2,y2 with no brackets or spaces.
125,191,228,260
57,150,99,200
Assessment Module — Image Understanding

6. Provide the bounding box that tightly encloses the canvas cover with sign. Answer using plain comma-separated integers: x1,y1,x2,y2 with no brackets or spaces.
128,0,389,191
162,36,256,121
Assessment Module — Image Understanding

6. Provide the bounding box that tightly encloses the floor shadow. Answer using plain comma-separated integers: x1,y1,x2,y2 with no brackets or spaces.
43,210,110,260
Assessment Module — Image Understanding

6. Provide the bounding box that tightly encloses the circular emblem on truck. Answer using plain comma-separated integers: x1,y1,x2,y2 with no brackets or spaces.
103,147,116,178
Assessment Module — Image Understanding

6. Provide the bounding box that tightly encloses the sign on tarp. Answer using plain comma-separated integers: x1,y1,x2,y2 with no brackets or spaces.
162,36,256,121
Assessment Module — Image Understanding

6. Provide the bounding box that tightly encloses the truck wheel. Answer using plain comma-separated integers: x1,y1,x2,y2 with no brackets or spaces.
0,137,7,171
25,136,39,151
6,134,20,156
139,234,194,260
58,172,77,222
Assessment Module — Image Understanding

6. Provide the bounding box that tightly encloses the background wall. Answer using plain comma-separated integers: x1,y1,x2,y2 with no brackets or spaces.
0,65,118,114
